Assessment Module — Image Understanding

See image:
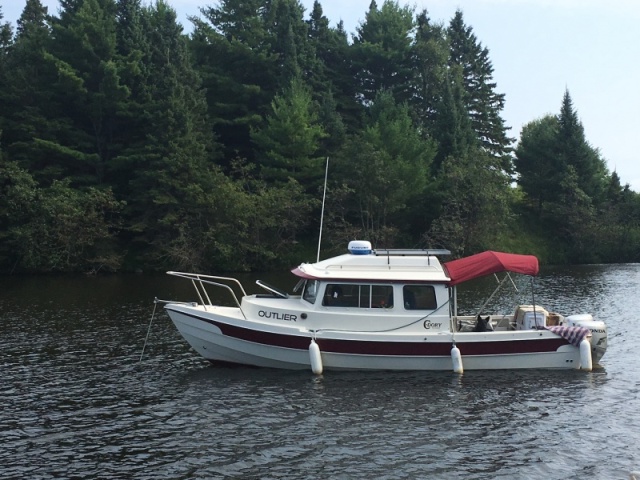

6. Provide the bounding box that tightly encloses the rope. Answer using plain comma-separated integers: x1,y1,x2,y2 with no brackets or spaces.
139,299,159,362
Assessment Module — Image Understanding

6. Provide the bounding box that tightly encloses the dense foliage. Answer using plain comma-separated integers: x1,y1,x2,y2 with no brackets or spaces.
1,0,638,273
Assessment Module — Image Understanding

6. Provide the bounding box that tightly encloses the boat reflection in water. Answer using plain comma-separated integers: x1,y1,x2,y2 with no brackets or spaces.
163,241,607,374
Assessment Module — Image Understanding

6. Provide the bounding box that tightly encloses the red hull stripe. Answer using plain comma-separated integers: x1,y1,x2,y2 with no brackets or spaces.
168,308,570,356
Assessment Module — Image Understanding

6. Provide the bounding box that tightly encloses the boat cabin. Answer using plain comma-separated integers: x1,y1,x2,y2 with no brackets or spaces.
301,281,439,311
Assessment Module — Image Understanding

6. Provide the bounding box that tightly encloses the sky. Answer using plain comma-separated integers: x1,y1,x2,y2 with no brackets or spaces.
3,0,640,189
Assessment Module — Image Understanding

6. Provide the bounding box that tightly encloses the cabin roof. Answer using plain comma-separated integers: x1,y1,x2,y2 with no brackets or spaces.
292,251,450,283
291,248,539,285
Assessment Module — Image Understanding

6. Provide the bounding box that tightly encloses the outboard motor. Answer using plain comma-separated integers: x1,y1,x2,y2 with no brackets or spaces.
566,314,608,364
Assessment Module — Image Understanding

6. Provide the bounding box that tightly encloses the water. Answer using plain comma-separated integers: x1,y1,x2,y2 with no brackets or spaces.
1,265,639,479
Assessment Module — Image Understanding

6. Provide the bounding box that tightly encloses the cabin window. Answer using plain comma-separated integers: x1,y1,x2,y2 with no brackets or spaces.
403,285,437,310
322,284,393,308
303,280,319,304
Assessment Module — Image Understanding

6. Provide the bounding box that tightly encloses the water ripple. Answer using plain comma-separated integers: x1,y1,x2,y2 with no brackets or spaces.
1,270,640,479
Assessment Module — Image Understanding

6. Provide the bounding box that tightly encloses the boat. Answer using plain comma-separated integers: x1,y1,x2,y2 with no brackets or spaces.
162,240,607,373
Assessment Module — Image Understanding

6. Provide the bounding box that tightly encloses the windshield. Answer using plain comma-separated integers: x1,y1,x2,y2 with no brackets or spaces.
302,280,319,304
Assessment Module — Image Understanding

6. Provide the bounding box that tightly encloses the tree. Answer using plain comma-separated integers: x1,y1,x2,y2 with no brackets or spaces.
305,1,353,144
425,149,512,256
29,0,126,186
431,65,477,173
411,9,448,131
447,10,513,170
351,0,415,105
0,0,54,173
191,0,278,164
306,2,360,132
110,0,223,267
514,91,612,262
263,0,313,88
547,165,596,262
0,157,124,273
335,90,435,245
251,76,327,190
514,114,561,217
0,6,14,63
557,89,608,204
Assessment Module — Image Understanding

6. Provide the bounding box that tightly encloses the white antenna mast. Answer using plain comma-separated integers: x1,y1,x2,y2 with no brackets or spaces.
316,157,329,262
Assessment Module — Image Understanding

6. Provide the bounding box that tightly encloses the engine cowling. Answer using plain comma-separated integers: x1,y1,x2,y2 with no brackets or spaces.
566,314,607,364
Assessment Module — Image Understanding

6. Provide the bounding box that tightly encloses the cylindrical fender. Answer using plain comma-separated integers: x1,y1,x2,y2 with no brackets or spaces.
309,339,323,375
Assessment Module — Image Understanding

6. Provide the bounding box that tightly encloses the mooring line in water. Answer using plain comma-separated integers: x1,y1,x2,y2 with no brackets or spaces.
139,298,159,362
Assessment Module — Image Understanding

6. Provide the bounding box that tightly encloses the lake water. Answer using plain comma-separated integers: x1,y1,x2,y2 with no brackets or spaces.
1,264,639,479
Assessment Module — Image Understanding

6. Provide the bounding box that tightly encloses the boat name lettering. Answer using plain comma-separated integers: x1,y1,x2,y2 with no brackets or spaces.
590,329,606,333
258,310,297,322
423,321,442,330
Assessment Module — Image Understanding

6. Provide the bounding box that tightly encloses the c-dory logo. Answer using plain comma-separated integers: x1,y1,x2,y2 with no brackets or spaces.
423,321,442,330
258,310,297,322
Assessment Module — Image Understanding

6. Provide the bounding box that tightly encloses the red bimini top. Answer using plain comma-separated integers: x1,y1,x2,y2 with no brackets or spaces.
443,251,539,286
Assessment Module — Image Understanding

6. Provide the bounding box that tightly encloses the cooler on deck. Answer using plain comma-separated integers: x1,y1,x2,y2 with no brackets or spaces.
515,305,549,330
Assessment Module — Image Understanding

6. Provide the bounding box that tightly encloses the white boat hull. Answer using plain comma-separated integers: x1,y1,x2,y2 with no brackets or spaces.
166,304,589,372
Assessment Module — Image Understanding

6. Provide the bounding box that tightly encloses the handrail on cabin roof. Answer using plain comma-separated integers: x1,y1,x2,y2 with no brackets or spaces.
373,248,451,257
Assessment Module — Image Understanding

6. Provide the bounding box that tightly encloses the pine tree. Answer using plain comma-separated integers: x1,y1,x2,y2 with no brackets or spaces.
447,10,513,171
411,9,448,131
426,149,512,256
0,5,13,60
251,76,327,190
1,0,51,162
351,0,415,105
514,114,561,217
0,5,15,145
335,90,435,245
111,0,231,268
263,0,312,88
306,2,359,133
557,89,608,204
431,65,477,173
191,0,278,164
32,0,126,186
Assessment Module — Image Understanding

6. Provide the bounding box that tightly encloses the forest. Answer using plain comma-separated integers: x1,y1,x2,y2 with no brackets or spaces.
1,0,640,274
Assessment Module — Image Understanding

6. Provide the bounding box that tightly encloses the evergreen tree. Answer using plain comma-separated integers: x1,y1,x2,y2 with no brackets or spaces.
351,0,415,105
263,0,312,88
411,9,448,131
335,90,435,245
431,65,477,173
514,114,561,217
0,6,13,61
548,164,596,262
447,10,513,171
305,1,355,140
251,76,327,190
0,5,15,143
0,0,54,173
32,0,126,186
111,0,225,267
191,0,278,164
425,149,512,256
516,91,609,217
557,89,608,203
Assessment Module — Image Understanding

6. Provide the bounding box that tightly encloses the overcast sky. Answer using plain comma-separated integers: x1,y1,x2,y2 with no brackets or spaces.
4,0,639,189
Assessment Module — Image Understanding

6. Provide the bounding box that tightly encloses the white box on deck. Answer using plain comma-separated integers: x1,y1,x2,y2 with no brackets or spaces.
515,305,549,330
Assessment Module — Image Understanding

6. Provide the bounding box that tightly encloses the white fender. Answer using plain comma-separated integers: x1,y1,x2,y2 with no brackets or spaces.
309,339,323,375
451,345,463,374
579,338,592,371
